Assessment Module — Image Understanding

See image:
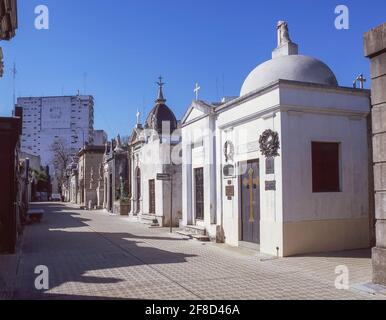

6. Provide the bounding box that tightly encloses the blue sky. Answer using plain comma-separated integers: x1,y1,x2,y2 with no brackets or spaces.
0,0,385,138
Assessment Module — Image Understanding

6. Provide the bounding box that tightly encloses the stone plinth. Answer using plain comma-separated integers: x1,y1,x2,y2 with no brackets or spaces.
272,41,299,59
373,248,386,284
113,200,130,216
365,22,386,286
85,189,97,209
96,185,104,209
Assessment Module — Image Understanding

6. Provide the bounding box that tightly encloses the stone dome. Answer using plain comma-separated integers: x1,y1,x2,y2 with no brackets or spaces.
144,78,178,135
240,54,338,96
145,103,177,134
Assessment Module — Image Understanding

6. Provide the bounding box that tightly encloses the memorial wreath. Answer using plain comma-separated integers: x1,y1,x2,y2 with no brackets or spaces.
259,129,280,157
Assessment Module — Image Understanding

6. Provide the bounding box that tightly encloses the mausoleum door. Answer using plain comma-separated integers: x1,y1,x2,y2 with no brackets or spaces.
194,167,204,221
240,159,260,244
149,179,156,214
136,168,141,214
109,173,113,211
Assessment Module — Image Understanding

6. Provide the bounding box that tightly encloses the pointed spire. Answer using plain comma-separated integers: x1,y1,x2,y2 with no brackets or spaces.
156,76,166,104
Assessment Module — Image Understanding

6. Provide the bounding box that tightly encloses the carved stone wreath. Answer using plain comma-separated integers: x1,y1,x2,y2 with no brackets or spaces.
259,129,280,157
224,140,234,163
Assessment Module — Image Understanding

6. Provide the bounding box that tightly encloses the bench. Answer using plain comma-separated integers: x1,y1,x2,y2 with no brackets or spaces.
27,209,44,223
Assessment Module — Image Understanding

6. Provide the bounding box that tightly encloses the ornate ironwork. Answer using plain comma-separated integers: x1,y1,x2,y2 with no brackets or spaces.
259,129,280,157
243,168,259,223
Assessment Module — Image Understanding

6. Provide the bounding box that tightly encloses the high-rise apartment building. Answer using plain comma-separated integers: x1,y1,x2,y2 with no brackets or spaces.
17,94,95,167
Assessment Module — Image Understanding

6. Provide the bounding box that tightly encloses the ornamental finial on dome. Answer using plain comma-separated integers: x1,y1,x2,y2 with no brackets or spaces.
273,21,298,59
277,21,291,47
156,76,166,104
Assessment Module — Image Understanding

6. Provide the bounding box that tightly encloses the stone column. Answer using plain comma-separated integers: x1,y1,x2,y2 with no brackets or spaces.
129,155,136,216
365,22,386,285
96,179,104,209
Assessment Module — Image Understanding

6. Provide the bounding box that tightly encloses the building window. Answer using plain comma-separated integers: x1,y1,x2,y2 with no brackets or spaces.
149,180,156,214
312,142,340,193
194,167,204,220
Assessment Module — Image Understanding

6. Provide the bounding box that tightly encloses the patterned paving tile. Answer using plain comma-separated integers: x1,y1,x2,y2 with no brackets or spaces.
1,203,384,300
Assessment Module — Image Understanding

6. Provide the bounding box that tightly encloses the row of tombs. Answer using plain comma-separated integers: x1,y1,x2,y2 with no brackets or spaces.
64,22,373,258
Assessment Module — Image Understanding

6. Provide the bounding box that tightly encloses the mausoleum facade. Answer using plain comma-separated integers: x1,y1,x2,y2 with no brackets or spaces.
181,21,371,257
128,79,182,227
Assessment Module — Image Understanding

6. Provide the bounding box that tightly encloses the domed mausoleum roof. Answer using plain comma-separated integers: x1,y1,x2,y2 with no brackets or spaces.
240,21,338,97
145,77,178,135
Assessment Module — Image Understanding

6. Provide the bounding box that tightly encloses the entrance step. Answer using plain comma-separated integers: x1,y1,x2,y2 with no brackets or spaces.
176,225,210,242
176,230,193,237
184,225,206,236
140,214,160,227
192,234,211,242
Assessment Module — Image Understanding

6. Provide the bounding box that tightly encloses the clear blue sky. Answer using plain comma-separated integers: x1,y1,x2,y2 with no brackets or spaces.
0,0,385,139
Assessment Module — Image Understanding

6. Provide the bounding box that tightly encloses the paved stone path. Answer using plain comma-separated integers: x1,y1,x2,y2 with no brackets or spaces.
3,203,385,300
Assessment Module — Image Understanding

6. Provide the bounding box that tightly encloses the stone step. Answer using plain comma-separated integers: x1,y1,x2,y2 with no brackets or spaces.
175,231,211,242
184,225,207,236
192,234,211,242
140,214,159,227
176,225,210,242
176,230,193,238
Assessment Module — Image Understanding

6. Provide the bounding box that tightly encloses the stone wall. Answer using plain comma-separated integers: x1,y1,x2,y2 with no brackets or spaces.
0,0,18,41
365,22,386,285
78,147,104,208
0,117,22,254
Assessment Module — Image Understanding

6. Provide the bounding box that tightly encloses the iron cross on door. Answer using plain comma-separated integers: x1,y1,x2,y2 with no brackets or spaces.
243,168,259,222
240,160,260,244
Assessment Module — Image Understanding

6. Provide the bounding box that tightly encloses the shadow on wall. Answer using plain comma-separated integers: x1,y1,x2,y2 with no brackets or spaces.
290,249,371,259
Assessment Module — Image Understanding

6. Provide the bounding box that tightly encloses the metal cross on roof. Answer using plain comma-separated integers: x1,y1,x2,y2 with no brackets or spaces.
353,74,367,89
194,82,201,101
157,76,165,88
156,76,166,103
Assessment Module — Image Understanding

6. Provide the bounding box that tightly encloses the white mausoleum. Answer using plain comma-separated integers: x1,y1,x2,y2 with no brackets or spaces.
129,79,182,227
181,21,371,257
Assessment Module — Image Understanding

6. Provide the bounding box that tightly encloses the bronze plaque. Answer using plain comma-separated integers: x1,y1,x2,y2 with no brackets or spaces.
226,185,235,197
265,180,276,191
266,157,275,174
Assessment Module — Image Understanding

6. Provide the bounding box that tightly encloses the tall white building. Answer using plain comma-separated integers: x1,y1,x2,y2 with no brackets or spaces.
17,94,95,168
180,21,371,257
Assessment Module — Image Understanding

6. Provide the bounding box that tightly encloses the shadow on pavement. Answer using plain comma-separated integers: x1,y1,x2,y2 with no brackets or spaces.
13,203,197,300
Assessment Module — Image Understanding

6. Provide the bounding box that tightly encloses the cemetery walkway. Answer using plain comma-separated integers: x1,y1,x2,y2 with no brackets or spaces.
4,202,386,300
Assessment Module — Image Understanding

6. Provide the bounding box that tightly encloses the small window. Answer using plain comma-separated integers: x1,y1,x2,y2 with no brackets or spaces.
312,142,340,193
